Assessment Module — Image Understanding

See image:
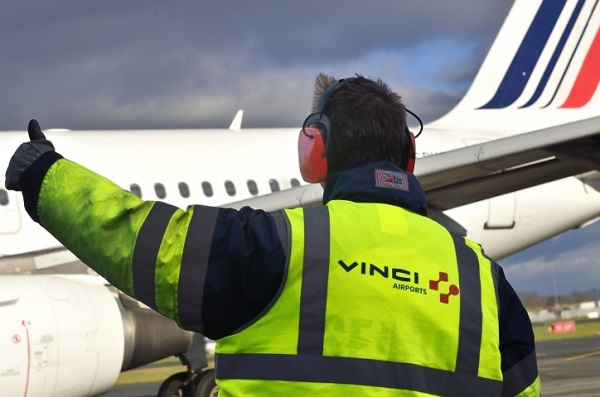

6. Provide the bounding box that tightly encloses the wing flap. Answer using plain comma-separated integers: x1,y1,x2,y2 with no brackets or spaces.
0,246,84,275
223,183,324,211
417,115,600,210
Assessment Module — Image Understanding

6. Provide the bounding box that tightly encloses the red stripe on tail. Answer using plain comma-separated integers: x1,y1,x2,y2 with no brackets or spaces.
561,27,600,108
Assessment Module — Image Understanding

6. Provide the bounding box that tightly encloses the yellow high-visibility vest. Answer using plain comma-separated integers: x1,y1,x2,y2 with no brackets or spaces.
216,201,504,396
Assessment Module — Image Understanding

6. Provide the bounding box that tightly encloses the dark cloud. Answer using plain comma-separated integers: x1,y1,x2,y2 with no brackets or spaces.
0,0,513,130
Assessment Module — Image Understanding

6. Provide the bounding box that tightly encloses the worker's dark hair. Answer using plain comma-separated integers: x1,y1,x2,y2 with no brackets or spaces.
313,73,408,174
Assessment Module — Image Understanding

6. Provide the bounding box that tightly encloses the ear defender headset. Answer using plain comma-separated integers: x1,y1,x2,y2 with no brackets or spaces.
298,77,423,183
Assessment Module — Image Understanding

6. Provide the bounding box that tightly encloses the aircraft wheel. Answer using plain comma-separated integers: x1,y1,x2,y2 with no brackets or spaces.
157,371,188,397
194,369,218,397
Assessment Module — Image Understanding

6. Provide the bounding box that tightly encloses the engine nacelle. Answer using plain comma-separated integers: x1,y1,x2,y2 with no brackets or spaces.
0,275,194,397
0,275,125,397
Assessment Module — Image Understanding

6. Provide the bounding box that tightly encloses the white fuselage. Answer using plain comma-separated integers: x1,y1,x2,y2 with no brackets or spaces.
1,125,599,261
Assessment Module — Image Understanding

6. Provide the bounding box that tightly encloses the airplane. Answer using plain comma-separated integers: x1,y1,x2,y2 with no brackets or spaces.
1,0,600,396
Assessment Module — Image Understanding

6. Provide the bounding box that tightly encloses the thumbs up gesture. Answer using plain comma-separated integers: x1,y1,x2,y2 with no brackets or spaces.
5,119,55,191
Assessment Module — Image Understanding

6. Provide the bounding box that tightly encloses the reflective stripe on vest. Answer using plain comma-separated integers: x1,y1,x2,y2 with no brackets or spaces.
131,203,221,328
216,204,503,396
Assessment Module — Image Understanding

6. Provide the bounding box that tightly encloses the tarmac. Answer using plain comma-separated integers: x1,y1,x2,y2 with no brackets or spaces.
103,337,600,396
536,336,600,396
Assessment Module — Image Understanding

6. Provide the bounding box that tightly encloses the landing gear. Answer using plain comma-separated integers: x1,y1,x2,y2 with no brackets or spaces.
156,368,217,397
193,368,219,397
156,334,218,397
157,372,187,397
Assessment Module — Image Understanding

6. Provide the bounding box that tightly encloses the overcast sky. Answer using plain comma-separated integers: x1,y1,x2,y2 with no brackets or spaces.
1,0,598,297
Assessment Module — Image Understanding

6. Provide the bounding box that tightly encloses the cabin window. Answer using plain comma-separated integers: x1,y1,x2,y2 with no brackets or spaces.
178,182,190,198
0,189,8,205
225,181,236,196
247,180,258,196
269,179,280,192
291,178,300,187
202,182,213,197
130,184,142,198
154,183,166,199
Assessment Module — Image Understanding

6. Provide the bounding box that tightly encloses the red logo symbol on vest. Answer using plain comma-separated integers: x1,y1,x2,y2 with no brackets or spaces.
429,272,459,304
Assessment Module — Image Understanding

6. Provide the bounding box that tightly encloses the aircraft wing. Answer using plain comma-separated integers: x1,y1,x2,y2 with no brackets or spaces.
0,246,81,275
418,115,600,211
226,115,600,214
225,183,324,211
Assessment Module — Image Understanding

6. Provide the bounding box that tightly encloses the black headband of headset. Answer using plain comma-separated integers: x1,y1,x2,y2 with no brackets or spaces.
301,77,423,161
301,77,357,155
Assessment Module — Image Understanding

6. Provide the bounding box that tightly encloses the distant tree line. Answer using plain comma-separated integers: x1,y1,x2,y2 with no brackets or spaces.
518,288,600,311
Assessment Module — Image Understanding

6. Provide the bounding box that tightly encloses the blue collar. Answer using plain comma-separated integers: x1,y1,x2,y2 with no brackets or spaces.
322,160,428,216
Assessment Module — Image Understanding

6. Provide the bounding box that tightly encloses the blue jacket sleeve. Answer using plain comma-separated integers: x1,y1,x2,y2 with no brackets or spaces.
197,206,287,339
497,267,541,396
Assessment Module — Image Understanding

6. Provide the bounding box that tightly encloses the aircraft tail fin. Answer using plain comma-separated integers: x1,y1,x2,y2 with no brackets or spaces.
429,0,600,136
229,110,243,131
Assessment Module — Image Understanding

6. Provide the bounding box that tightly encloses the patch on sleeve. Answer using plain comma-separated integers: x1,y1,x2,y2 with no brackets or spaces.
374,169,409,192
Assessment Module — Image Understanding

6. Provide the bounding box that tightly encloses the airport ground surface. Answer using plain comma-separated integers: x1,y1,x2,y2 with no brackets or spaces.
103,337,600,397
536,336,600,396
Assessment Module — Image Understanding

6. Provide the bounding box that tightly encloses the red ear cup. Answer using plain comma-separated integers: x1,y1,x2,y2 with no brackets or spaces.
406,130,416,174
298,127,328,183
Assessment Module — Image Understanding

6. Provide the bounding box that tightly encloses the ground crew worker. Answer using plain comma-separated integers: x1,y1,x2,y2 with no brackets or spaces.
5,74,540,396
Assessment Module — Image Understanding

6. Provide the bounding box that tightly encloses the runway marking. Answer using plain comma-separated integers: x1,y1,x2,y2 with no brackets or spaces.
565,350,600,362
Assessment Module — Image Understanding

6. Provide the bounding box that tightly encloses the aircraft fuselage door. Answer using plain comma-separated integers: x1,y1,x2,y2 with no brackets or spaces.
0,179,21,234
484,193,516,229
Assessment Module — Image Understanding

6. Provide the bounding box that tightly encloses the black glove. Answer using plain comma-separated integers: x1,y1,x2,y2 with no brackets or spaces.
5,119,55,191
